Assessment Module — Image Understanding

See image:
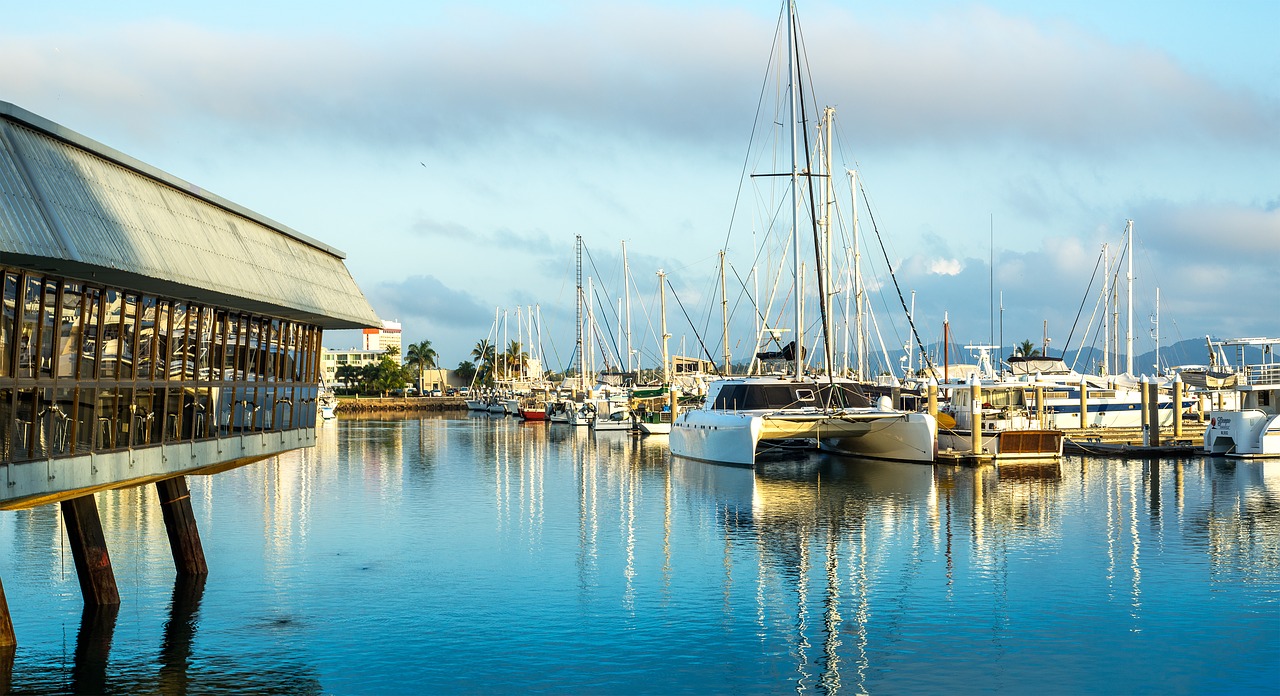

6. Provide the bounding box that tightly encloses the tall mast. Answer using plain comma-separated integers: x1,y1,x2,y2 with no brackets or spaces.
787,0,802,380
720,250,731,375
821,106,835,375
1153,287,1160,374
575,235,585,390
623,240,632,374
658,269,670,383
1125,219,1134,376
850,169,864,379
1102,243,1109,376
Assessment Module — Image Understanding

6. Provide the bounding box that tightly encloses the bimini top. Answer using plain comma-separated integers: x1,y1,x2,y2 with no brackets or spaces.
0,101,379,329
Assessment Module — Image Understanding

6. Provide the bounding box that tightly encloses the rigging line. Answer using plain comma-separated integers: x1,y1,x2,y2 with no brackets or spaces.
857,179,935,373
666,278,724,378
728,262,783,350
581,242,623,333
1062,248,1105,362
792,25,833,377
589,283,623,369
719,3,786,255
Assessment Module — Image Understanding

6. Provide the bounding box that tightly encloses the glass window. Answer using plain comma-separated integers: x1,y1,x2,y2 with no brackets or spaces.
0,388,12,460
81,288,101,381
99,289,123,381
13,388,37,461
245,318,261,382
225,314,241,381
119,293,138,380
137,296,158,381
37,279,58,379
19,275,42,378
39,387,74,458
74,387,95,453
192,386,211,439
164,387,185,441
56,283,84,380
93,387,118,451
169,302,188,382
1,273,16,378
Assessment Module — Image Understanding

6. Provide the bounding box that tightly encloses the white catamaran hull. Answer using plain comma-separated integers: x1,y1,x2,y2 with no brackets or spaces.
671,408,935,467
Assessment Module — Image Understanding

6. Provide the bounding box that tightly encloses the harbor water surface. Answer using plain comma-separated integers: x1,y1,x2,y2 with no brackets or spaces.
2,413,1277,693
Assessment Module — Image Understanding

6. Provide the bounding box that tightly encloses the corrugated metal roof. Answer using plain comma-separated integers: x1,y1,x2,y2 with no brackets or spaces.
0,101,379,329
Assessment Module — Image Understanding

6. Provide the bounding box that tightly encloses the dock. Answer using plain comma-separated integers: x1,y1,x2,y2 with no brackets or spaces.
1061,422,1207,457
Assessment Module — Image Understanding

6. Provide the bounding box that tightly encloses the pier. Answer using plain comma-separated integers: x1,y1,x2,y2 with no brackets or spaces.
0,101,377,650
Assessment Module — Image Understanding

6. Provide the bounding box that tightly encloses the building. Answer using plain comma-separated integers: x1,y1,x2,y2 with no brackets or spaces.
0,100,378,642
320,347,385,388
361,319,401,356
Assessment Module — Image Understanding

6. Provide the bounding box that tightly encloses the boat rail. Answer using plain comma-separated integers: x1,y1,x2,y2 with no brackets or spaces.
1245,363,1280,386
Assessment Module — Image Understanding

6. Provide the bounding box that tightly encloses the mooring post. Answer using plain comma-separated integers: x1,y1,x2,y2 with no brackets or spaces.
970,377,982,455
1173,375,1184,441
60,495,121,606
1146,376,1157,445
1148,380,1163,447
1079,379,1089,429
156,477,209,577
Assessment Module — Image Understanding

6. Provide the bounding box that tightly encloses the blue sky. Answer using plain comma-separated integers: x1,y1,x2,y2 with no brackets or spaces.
3,0,1276,374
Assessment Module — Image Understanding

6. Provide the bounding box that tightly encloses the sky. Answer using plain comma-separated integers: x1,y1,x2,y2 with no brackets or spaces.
3,0,1277,376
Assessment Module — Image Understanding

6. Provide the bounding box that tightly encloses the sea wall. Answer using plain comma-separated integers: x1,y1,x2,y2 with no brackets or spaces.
335,397,467,414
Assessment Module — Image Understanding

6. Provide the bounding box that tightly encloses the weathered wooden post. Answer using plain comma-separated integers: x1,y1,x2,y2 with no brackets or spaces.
669,388,681,422
927,379,938,421
970,377,983,455
1148,379,1163,447
1173,374,1184,440
1035,384,1046,428
1079,379,1089,429
1146,376,1157,445
60,496,121,606
0,578,15,648
156,476,209,576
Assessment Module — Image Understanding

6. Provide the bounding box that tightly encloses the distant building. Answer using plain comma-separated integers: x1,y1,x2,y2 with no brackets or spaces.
320,347,384,388
362,320,401,357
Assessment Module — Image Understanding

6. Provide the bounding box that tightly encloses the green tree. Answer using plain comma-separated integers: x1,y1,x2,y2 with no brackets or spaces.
1013,340,1041,359
404,339,438,394
455,360,477,384
471,339,496,386
503,340,527,378
335,364,360,391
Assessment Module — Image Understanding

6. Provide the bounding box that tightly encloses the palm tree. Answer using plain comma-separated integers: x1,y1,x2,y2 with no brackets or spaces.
504,340,527,379
455,360,477,384
404,339,438,394
471,339,496,386
1013,340,1041,359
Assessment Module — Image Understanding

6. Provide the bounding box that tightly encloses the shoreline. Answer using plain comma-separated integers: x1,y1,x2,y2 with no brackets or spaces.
335,396,468,413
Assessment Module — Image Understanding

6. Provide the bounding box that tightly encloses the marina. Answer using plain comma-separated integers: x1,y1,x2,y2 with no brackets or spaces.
1,413,1276,693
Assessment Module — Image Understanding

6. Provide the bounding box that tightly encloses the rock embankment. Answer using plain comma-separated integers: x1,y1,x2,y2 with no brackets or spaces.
335,397,467,413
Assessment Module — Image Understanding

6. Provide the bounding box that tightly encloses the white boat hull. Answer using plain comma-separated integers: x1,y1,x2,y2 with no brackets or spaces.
1204,410,1280,458
670,408,935,466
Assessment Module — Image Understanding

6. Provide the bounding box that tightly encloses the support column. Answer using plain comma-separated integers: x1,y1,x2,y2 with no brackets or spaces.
60,495,120,606
0,577,14,648
156,477,209,577
72,604,119,695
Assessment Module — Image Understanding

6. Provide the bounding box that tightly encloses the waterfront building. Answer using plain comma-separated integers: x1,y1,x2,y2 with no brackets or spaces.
0,100,377,643
320,347,386,388
361,319,402,356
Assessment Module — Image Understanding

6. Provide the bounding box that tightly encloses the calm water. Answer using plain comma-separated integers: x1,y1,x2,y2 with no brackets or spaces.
1,413,1277,694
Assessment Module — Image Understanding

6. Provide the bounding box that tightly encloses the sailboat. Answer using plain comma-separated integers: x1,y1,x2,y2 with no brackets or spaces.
669,1,936,467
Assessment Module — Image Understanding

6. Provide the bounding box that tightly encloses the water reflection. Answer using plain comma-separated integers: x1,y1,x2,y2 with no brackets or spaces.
1,415,1274,693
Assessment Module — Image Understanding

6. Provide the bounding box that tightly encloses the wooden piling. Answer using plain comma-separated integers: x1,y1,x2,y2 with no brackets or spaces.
1079,380,1089,429
970,379,982,455
156,477,209,577
927,380,938,421
1148,380,1162,447
1173,376,1184,440
1140,377,1152,447
0,577,14,648
60,496,120,606
72,604,119,695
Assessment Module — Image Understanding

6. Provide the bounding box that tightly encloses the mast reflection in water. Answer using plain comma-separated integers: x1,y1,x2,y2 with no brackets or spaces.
1,414,1276,694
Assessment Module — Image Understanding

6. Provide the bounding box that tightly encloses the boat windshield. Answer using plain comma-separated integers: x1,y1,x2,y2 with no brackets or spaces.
711,382,871,410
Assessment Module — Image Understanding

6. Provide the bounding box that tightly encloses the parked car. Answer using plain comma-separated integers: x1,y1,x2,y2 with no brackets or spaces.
430,389,442,397
458,387,470,396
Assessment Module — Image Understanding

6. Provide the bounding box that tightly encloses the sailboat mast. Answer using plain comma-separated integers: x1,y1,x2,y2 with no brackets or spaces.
850,169,864,379
822,106,835,375
1102,243,1109,376
658,269,670,383
720,250,731,375
623,240,632,374
576,235,585,390
787,0,802,380
1125,218,1134,376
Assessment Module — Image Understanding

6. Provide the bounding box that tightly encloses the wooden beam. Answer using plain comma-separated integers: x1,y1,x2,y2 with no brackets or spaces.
156,477,208,576
59,495,120,606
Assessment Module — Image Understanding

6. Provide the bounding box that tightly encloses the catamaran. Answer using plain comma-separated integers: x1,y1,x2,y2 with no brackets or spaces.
669,1,936,467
